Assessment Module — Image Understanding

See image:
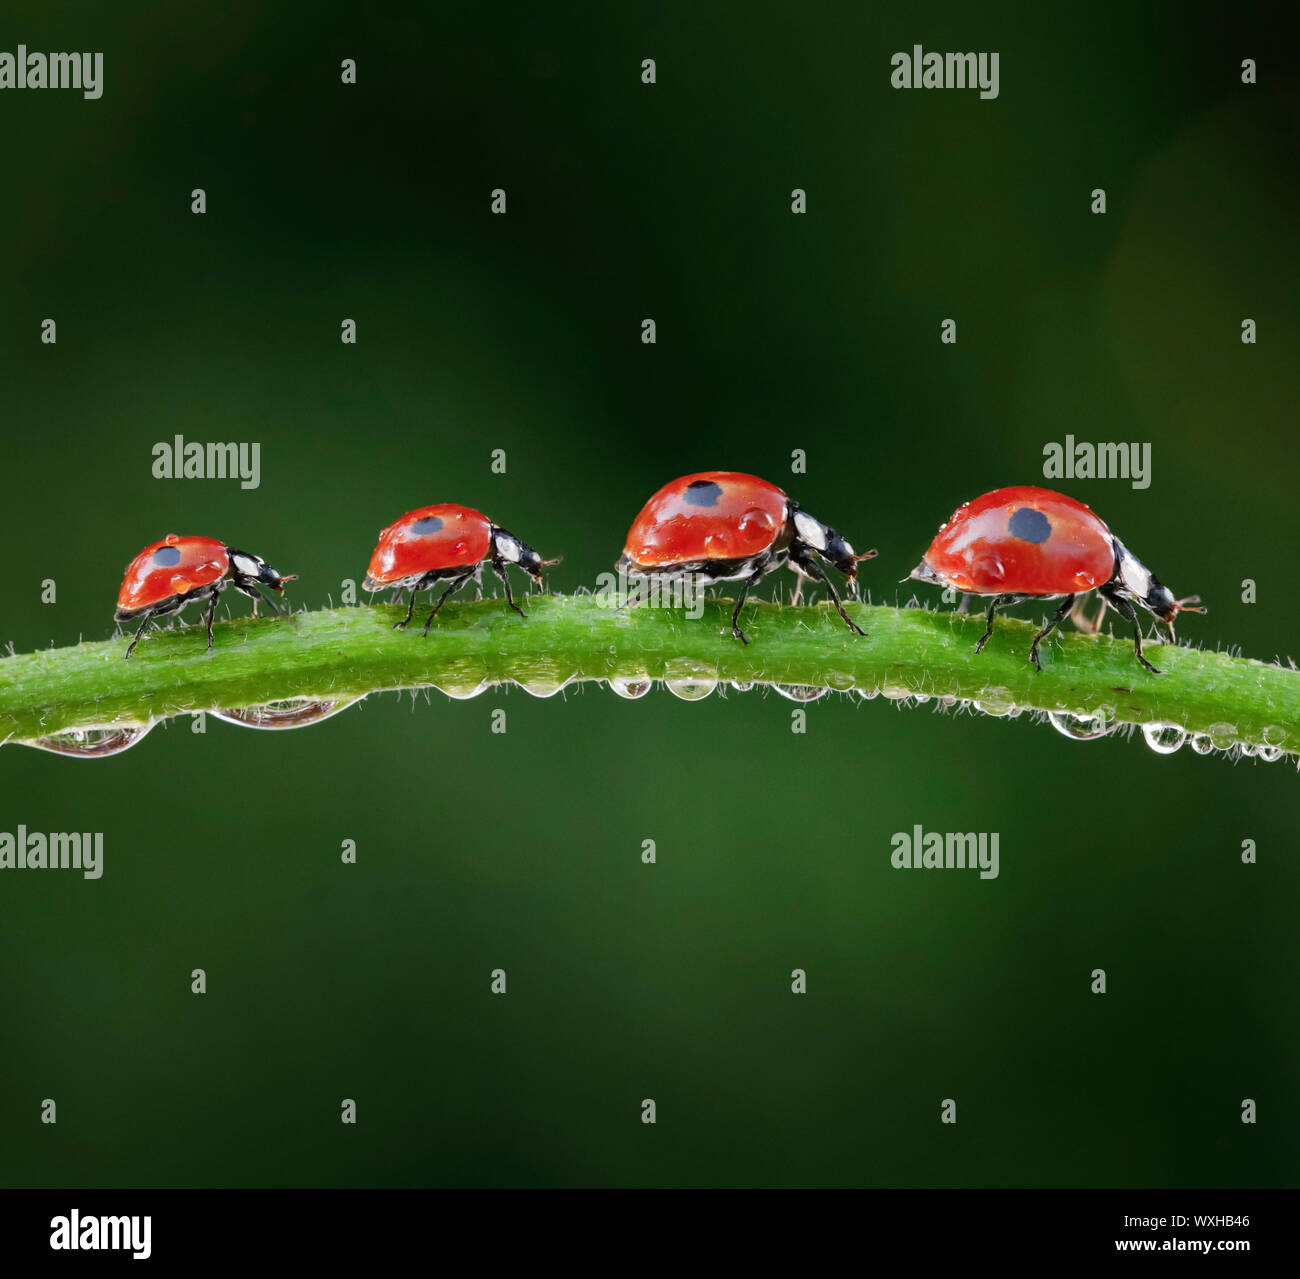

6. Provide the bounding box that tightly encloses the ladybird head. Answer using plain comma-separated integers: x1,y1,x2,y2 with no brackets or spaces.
493,528,560,588
228,548,296,594
790,507,877,586
1148,585,1206,639
1114,540,1204,639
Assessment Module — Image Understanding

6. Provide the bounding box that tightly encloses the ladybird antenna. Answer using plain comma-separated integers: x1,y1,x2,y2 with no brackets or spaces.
540,556,563,567
853,548,878,563
1174,594,1206,615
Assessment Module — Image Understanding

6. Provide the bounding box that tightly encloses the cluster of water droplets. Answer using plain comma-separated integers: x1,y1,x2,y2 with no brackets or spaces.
606,669,1293,766
10,657,1292,765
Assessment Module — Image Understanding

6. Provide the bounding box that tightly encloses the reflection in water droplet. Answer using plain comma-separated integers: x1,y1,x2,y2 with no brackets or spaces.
1073,570,1097,590
609,675,652,700
773,684,827,703
730,680,755,693
1190,734,1214,755
1047,710,1113,741
858,688,879,701
1255,744,1284,763
513,674,575,698
434,680,489,701
18,724,155,758
662,658,718,701
1207,722,1238,750
912,693,931,705
1141,722,1186,755
824,670,856,692
209,695,366,729
973,687,1017,717
971,552,1005,585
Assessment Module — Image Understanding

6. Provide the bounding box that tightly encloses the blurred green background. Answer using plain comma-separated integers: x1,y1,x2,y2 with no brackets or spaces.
1,1,1297,1187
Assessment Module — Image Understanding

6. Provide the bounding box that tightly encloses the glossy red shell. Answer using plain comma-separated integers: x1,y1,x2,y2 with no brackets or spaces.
365,504,494,584
621,472,789,567
117,535,230,610
920,486,1115,596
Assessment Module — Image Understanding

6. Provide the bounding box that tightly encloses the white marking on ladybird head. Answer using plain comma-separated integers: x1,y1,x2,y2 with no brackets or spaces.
1116,541,1152,600
494,529,523,562
231,553,262,578
793,509,828,552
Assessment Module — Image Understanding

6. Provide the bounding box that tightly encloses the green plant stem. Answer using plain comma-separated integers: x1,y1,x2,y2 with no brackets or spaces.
0,597,1296,756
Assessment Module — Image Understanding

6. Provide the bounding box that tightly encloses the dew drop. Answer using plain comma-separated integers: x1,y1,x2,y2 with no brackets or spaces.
513,674,575,699
973,687,1016,717
662,658,718,701
773,684,827,703
511,657,578,698
1206,721,1239,750
1190,734,1214,755
433,679,489,701
17,724,154,758
609,675,652,700
1255,744,1284,763
1141,722,1186,755
858,688,880,701
1047,710,1114,741
209,695,365,729
729,679,755,693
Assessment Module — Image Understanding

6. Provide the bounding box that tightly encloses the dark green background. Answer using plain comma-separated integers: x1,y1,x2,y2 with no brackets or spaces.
1,1,1296,1187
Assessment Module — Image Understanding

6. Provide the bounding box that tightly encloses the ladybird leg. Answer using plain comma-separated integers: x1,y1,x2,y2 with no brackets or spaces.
789,575,804,607
123,609,157,659
820,570,865,637
492,557,527,619
393,589,418,631
955,593,971,615
729,570,765,644
974,594,1022,654
1102,588,1162,675
235,582,279,618
1069,594,1105,635
203,593,219,650
473,564,484,603
1029,595,1075,672
791,550,864,637
422,571,475,636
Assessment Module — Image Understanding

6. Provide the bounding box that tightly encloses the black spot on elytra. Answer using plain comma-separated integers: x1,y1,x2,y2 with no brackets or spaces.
683,480,723,507
152,546,182,567
409,516,444,536
1008,507,1051,544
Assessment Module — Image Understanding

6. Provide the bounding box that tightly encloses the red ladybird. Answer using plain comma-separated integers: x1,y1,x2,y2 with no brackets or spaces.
115,534,295,659
616,471,876,643
908,485,1204,673
363,504,558,635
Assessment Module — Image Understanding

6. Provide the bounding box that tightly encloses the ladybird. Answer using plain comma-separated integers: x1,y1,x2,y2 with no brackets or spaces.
362,504,559,634
115,534,296,659
908,485,1204,673
616,471,876,643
